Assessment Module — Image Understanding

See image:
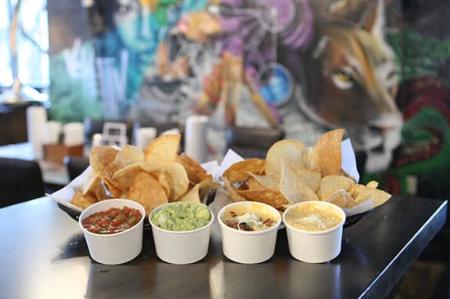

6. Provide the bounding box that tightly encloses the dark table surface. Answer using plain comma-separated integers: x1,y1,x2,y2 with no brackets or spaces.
0,196,447,299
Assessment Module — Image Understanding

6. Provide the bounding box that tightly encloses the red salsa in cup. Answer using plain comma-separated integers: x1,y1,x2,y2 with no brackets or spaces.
82,206,142,234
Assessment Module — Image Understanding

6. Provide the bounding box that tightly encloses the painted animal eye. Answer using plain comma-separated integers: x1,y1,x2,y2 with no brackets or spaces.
332,71,354,90
385,70,398,87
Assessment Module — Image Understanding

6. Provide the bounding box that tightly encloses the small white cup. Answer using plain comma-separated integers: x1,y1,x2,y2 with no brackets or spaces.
79,199,145,265
218,202,282,264
283,201,346,263
64,122,85,146
149,202,214,264
134,127,157,149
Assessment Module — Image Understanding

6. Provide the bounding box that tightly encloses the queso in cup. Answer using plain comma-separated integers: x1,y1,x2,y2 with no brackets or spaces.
283,201,345,263
218,201,281,264
149,202,214,264
79,199,145,265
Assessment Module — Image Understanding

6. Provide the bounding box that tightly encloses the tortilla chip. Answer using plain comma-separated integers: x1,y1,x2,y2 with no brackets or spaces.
178,180,220,203
351,185,391,208
141,162,189,201
127,171,168,214
318,175,355,201
177,153,212,184
366,180,379,189
144,134,180,165
222,159,265,183
71,191,97,209
294,168,322,192
247,173,279,190
246,177,266,191
309,129,345,176
265,139,305,179
279,164,319,203
82,174,102,195
223,178,247,202
237,188,288,209
113,145,144,170
103,177,122,198
112,163,142,191
90,146,119,175
323,190,352,208
155,171,172,198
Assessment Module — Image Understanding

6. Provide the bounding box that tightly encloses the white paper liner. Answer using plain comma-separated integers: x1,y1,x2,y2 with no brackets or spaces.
48,166,93,213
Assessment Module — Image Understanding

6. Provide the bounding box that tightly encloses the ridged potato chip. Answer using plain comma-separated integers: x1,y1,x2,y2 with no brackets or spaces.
144,134,180,165
127,171,168,214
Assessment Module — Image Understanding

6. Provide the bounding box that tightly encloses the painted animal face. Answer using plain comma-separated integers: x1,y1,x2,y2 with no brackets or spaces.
298,0,402,171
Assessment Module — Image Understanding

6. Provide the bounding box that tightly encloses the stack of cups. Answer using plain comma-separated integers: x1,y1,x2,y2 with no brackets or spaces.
184,115,209,163
26,106,47,159
63,123,85,146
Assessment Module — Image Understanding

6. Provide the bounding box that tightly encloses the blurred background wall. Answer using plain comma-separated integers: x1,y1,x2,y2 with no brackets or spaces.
1,0,449,199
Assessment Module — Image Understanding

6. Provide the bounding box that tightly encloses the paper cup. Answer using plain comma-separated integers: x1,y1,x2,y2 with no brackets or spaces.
135,127,157,149
149,203,214,264
283,201,346,263
79,199,145,265
218,202,282,264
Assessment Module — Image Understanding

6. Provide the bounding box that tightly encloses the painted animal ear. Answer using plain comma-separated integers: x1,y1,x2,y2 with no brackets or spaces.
360,0,385,39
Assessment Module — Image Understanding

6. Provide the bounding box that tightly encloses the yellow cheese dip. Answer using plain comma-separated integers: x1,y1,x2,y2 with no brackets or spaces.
285,202,343,231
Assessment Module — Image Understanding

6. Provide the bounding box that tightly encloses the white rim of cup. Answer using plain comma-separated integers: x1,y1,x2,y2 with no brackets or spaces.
218,201,282,235
148,202,214,234
79,199,146,238
283,201,346,235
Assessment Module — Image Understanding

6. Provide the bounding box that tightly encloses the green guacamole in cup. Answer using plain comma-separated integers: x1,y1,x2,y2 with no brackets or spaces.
151,202,211,231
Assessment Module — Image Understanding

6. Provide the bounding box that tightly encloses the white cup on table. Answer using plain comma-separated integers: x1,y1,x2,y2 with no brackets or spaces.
44,121,62,144
26,106,47,159
135,127,157,149
63,123,85,146
283,201,346,263
184,115,209,163
79,199,145,265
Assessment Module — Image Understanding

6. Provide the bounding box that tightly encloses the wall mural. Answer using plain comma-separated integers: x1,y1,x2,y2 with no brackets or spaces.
48,0,450,198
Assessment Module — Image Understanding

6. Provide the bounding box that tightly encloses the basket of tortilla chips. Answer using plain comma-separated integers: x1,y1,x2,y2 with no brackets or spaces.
221,129,391,223
51,134,219,218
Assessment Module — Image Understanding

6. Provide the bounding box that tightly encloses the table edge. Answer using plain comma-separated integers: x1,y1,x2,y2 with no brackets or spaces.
359,199,448,299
